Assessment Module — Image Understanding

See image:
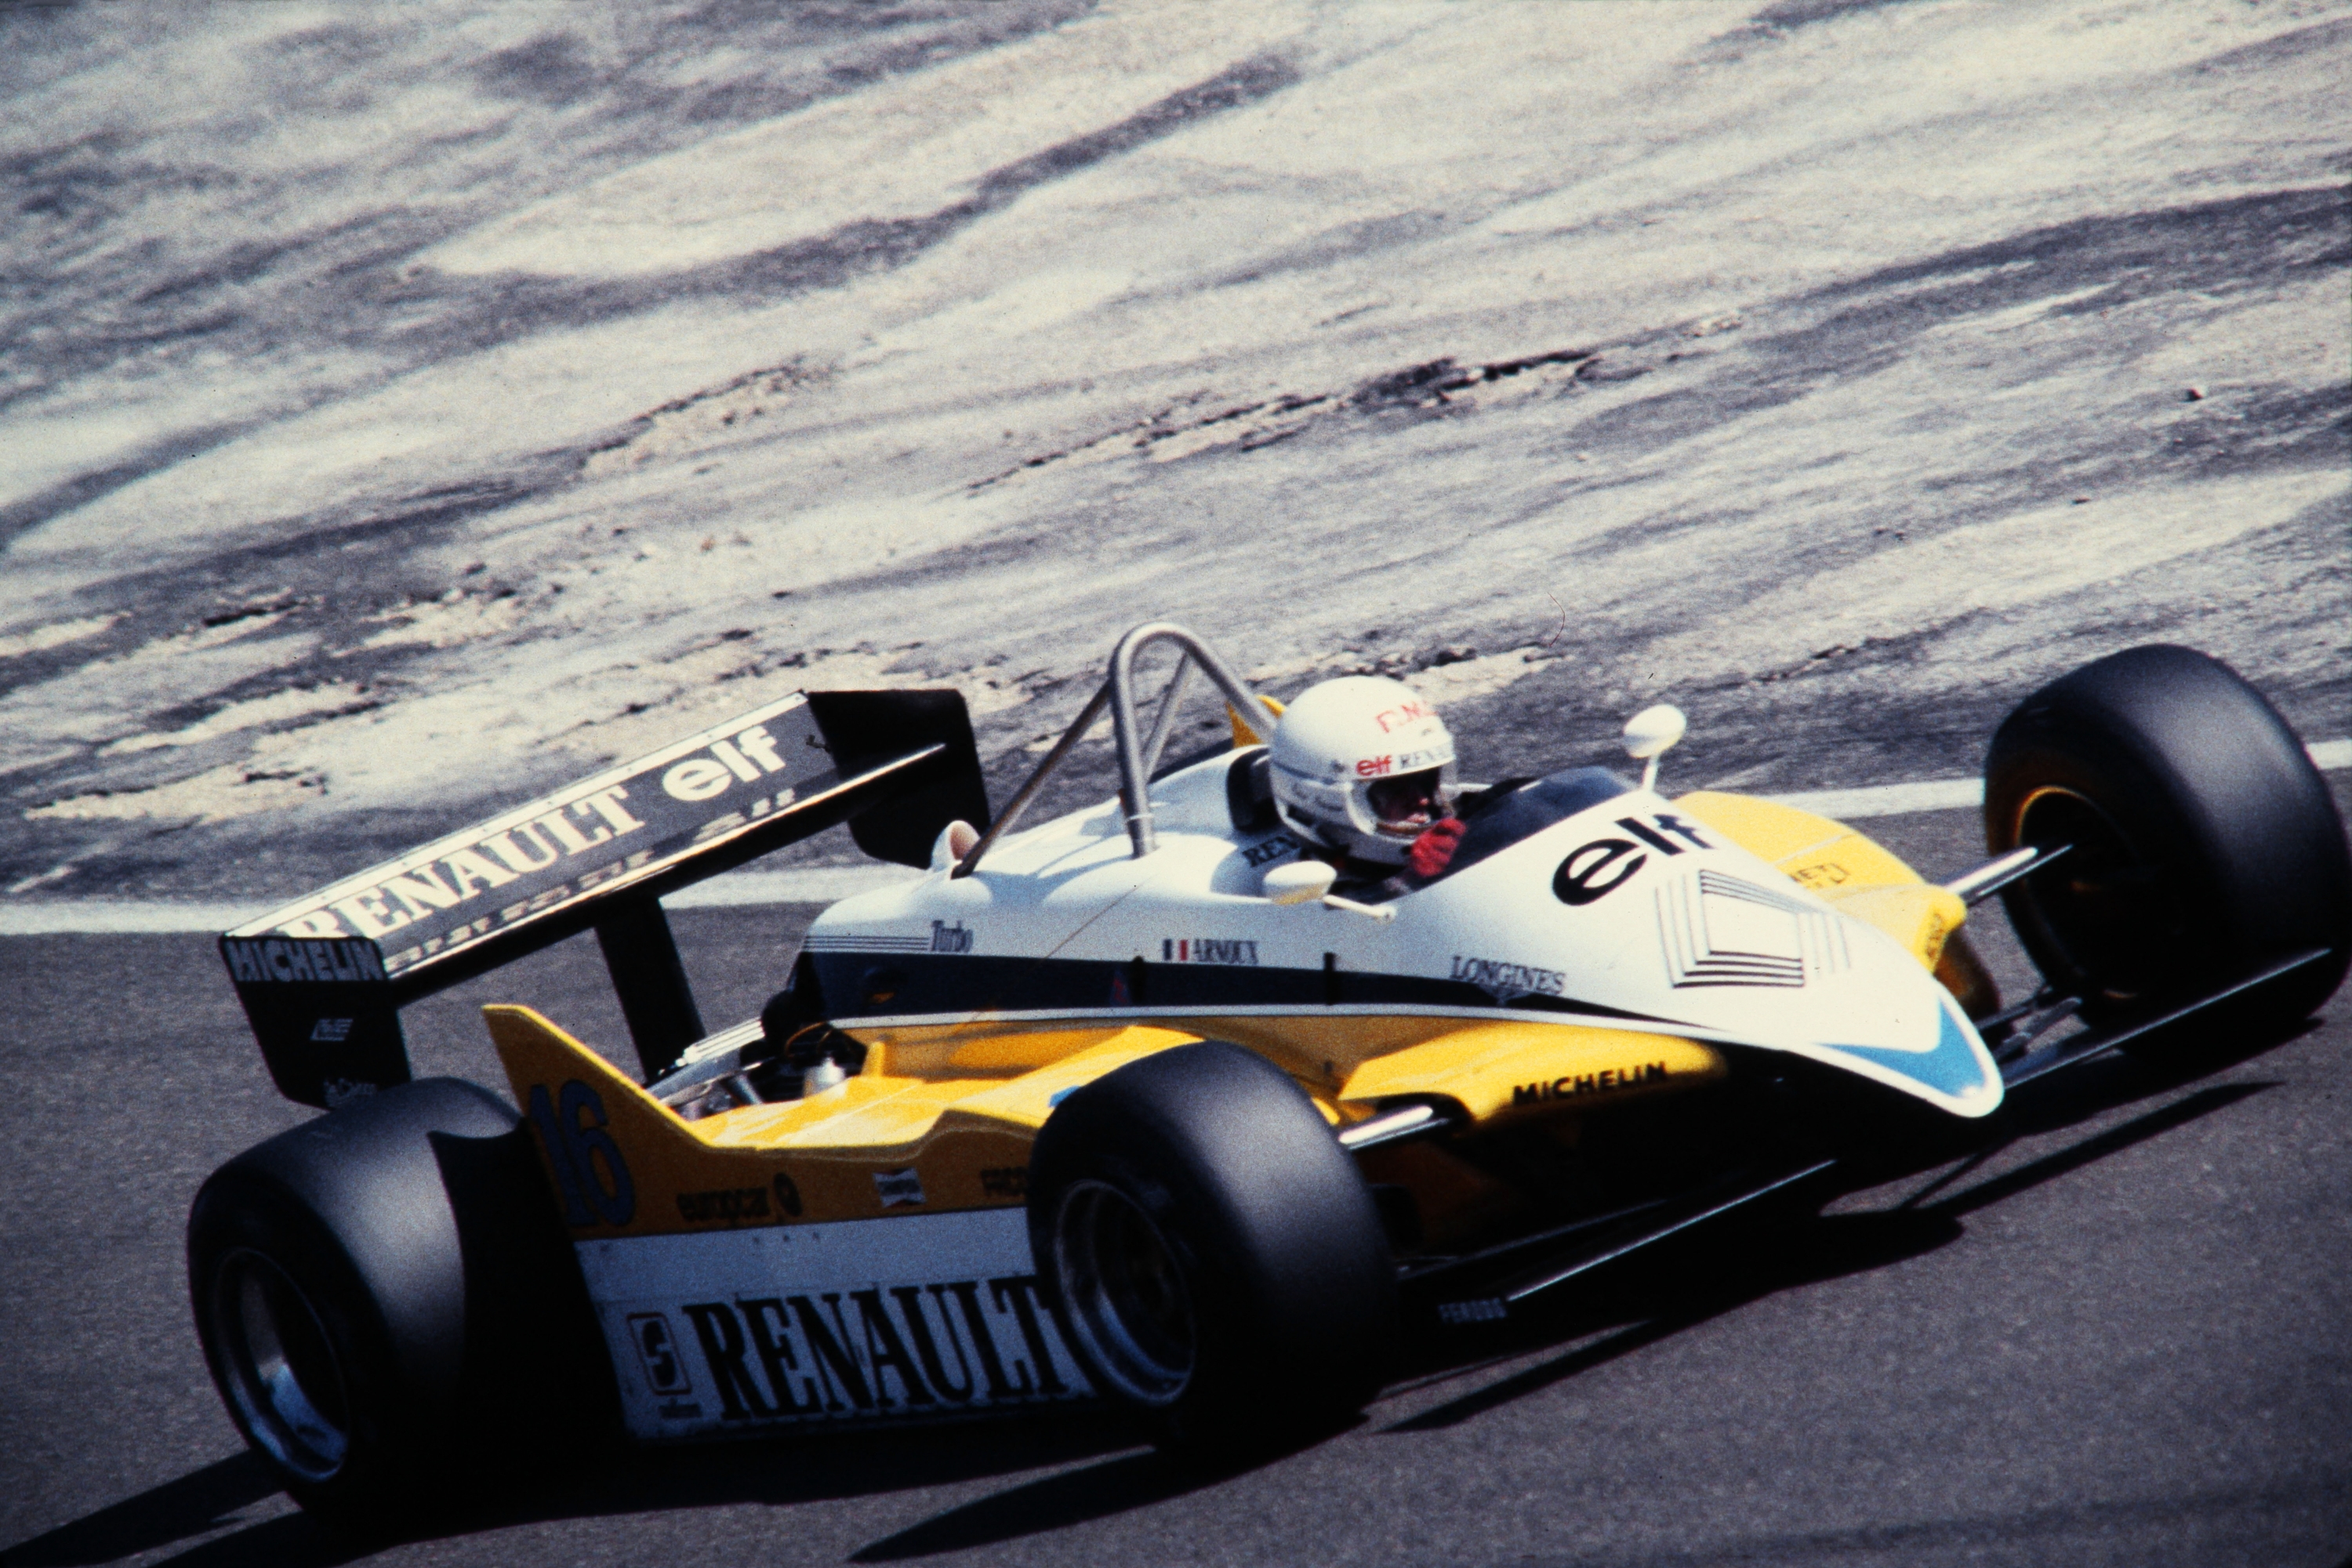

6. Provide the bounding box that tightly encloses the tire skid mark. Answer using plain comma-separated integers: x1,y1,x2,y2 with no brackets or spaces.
967,343,1632,491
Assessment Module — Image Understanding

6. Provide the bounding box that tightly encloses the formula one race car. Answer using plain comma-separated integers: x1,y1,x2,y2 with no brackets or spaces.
191,622,2351,1525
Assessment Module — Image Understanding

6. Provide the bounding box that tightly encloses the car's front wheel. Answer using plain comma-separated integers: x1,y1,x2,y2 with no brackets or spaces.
1984,644,2351,1044
1028,1042,1399,1458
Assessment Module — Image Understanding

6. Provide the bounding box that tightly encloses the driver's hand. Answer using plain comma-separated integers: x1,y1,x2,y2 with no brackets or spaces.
1408,817,1465,880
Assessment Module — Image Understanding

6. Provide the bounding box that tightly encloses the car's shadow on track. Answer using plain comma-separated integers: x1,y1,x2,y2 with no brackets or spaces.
1377,1205,1976,1436
1377,1028,2303,1439
11,1029,2310,1568
2,1452,290,1568
6,1409,1162,1566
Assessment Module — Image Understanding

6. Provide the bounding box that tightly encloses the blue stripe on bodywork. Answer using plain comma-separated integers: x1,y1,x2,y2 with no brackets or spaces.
1824,1000,1994,1100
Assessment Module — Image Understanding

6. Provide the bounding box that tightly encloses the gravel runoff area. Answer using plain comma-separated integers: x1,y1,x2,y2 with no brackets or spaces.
1,0,2344,906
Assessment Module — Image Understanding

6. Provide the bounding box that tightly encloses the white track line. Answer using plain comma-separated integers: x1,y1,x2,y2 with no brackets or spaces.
7,741,2348,935
1765,737,2351,819
1761,778,1984,818
0,868,924,935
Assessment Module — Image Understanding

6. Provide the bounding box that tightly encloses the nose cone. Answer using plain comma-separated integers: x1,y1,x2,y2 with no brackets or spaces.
1817,989,2004,1117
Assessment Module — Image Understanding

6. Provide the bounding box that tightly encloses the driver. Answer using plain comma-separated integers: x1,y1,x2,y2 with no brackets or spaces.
1266,675,1468,885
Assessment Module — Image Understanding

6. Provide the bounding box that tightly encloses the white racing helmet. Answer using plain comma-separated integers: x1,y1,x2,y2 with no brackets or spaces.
1268,675,1457,865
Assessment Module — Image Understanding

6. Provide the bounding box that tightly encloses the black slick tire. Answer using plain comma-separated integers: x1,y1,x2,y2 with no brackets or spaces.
1027,1042,1399,1460
1984,644,2352,1041
187,1078,609,1530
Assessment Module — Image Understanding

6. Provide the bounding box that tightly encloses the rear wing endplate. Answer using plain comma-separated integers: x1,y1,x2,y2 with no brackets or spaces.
220,688,987,1108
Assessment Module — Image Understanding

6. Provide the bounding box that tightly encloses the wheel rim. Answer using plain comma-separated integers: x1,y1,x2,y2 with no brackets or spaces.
1052,1180,1196,1406
2013,786,2180,1003
210,1249,351,1482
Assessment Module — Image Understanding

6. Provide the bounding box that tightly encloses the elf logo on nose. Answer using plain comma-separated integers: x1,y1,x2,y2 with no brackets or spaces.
1554,814,1713,906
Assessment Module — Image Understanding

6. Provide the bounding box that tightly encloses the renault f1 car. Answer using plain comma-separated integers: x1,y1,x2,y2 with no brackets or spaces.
191,623,2351,1523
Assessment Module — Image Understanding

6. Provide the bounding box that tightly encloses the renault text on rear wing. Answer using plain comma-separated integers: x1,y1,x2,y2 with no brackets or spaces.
221,689,987,1108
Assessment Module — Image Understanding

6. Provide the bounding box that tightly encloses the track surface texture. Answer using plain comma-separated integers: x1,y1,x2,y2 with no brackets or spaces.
5,798,2352,1568
2,0,2348,1564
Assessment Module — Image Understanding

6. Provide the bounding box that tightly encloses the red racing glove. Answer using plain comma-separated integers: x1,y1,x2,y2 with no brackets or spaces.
1408,817,1465,880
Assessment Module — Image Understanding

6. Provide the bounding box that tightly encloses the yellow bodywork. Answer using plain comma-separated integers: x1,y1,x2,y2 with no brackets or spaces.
1675,790,1994,1014
1339,1024,1725,1119
492,1004,1730,1243
492,1005,1171,1236
856,1011,1724,1114
1229,694,1284,747
493,789,1990,1244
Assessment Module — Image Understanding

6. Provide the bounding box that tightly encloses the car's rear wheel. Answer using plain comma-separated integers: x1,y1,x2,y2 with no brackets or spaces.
1029,1042,1399,1459
188,1078,609,1530
1984,644,2351,1045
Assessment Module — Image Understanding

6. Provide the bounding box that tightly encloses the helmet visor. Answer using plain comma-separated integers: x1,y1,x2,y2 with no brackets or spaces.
1365,767,1451,837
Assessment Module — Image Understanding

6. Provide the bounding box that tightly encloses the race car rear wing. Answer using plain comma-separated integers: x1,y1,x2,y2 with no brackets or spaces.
220,688,989,1108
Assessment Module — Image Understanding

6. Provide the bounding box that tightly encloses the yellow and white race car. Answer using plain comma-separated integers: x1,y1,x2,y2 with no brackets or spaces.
190,622,2350,1526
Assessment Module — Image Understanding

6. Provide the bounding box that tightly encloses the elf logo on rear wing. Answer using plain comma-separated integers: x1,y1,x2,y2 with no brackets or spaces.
659,726,788,801
262,757,757,949
218,688,992,1109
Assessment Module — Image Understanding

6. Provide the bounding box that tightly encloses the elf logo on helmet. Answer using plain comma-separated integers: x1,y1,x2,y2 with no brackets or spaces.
1354,749,1445,777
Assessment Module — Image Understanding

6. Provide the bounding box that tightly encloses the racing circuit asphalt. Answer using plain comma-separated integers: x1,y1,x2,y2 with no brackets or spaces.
5,790,2352,1568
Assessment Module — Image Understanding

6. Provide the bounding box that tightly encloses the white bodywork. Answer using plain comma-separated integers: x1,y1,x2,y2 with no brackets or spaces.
811,750,2003,1117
